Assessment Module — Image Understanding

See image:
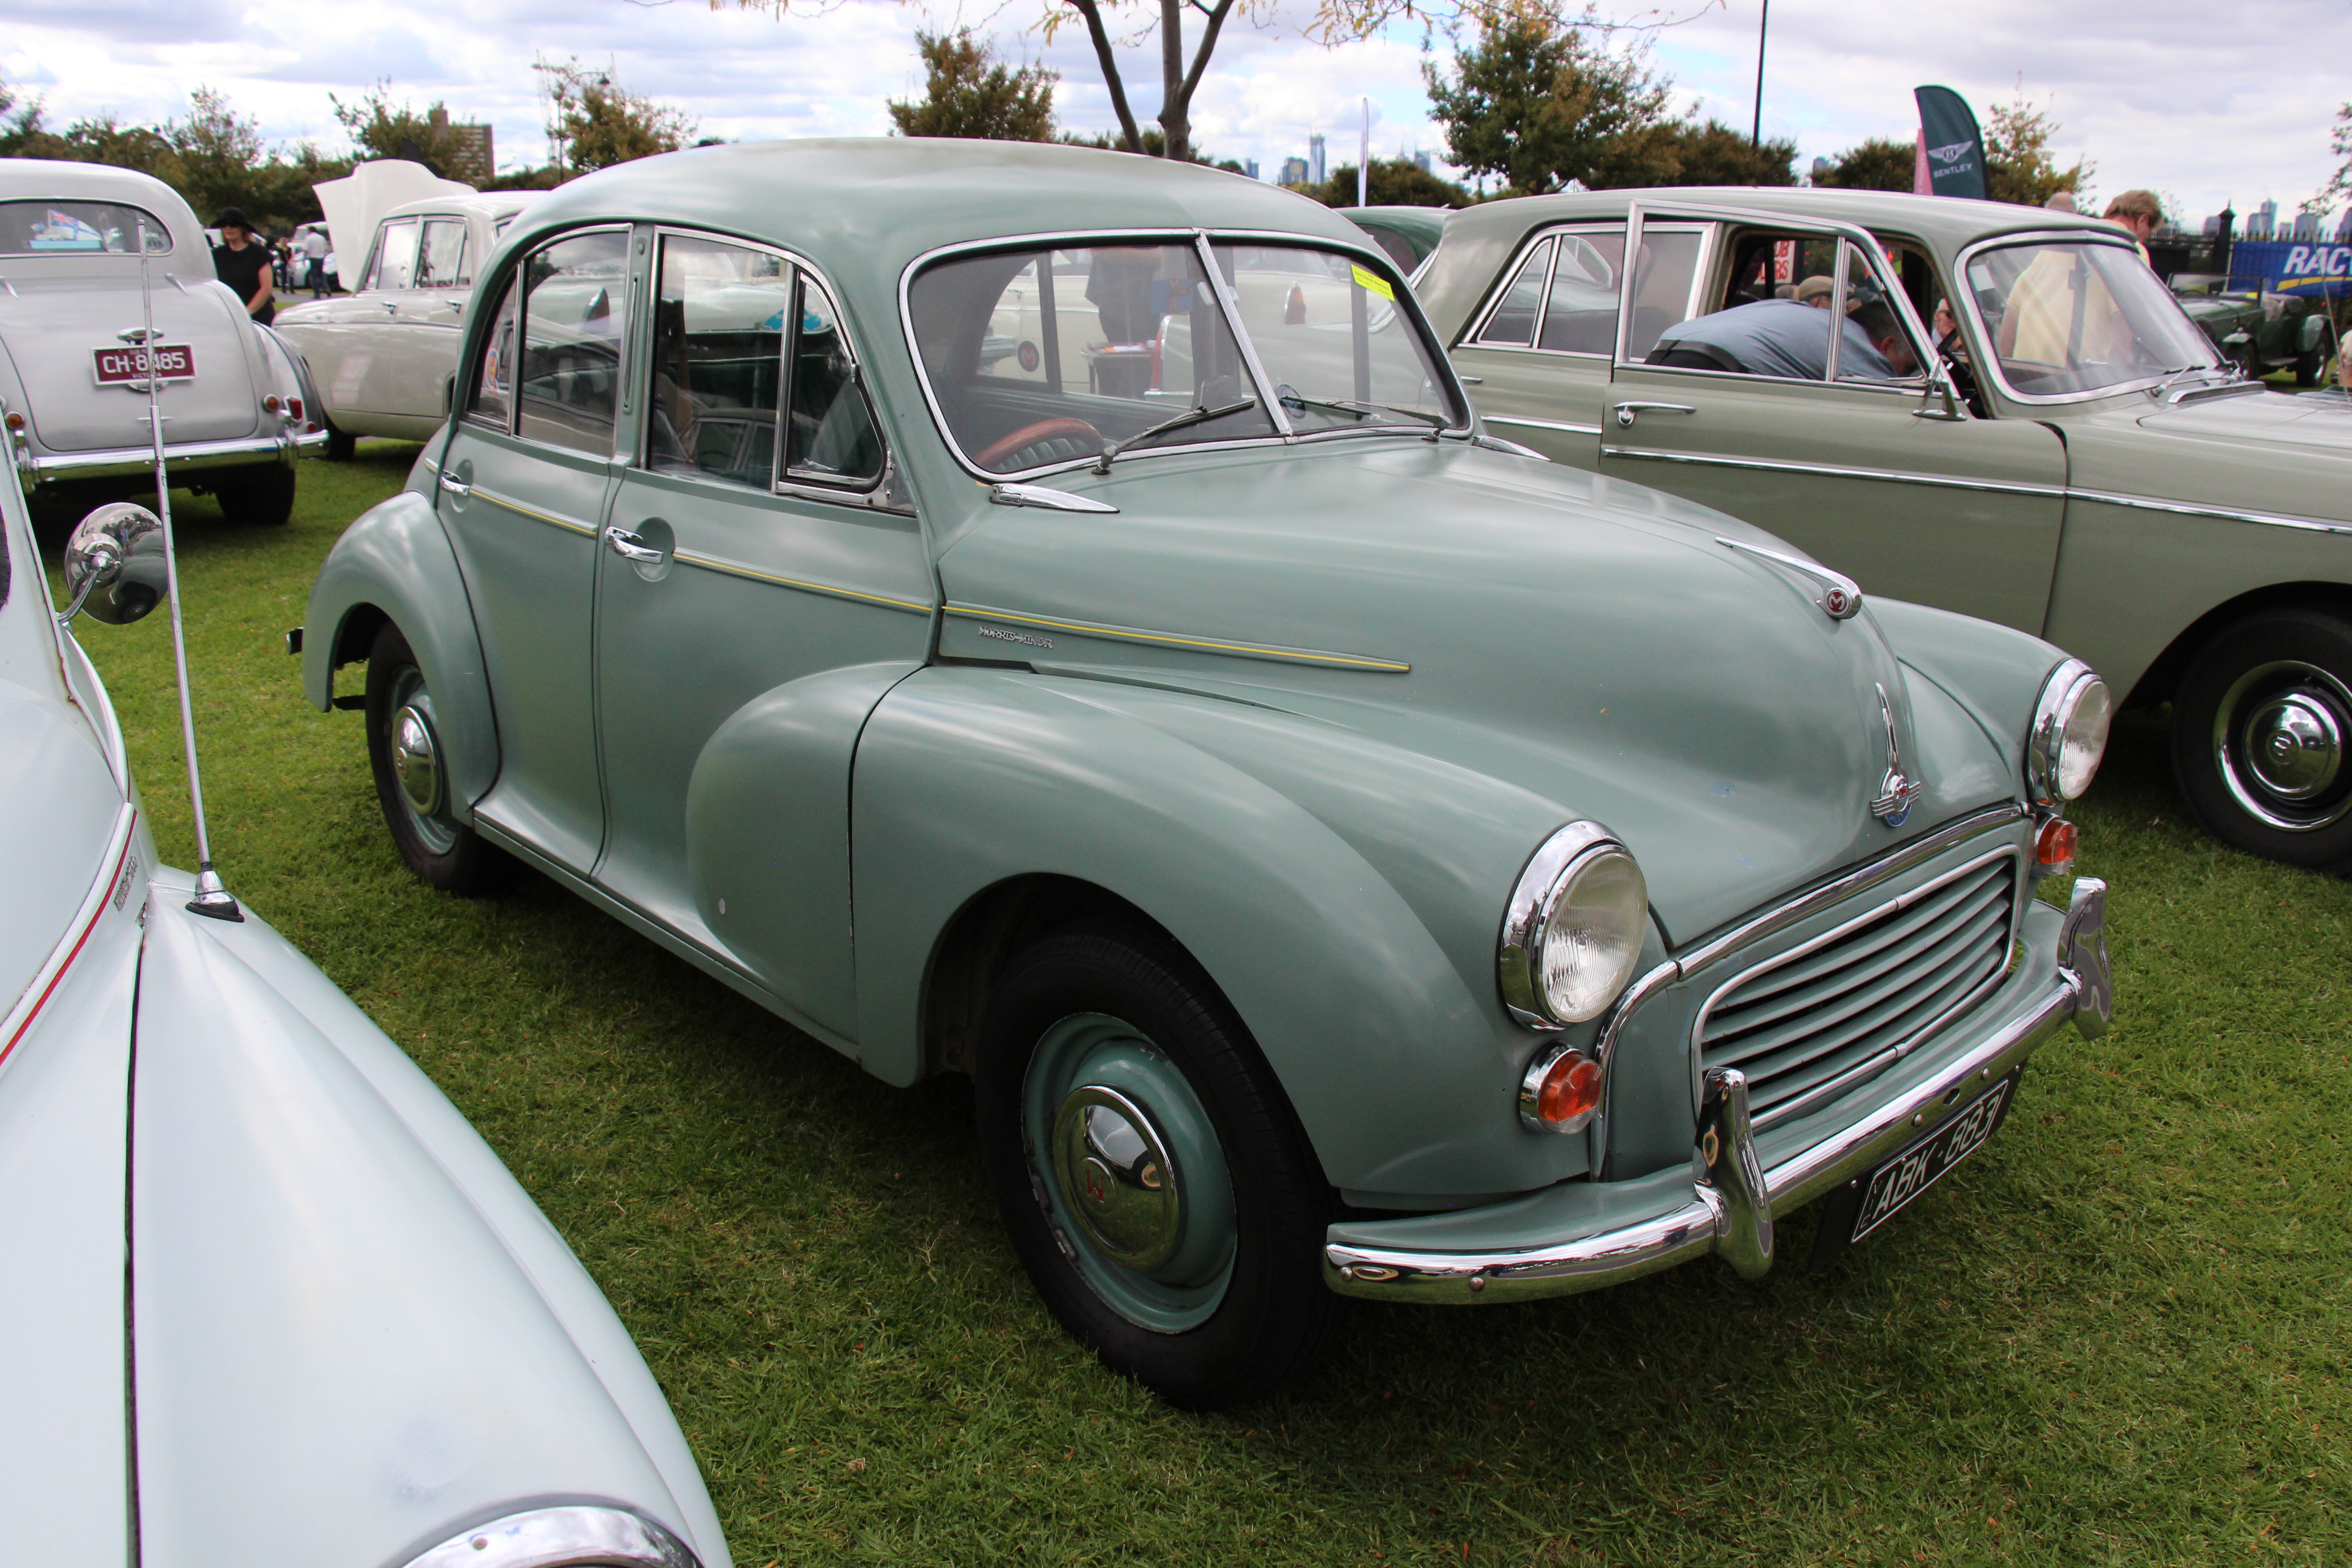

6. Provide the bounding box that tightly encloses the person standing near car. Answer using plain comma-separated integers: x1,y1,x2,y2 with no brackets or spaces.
212,207,274,325
2102,190,2162,264
302,225,328,298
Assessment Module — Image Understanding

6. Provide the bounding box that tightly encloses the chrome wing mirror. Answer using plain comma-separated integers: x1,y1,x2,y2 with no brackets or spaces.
1912,368,1966,423
59,502,169,626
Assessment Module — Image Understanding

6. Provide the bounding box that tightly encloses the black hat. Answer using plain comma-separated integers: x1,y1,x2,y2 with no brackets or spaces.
214,206,251,232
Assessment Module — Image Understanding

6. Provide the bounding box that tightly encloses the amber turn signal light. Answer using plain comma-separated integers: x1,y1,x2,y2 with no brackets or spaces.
2035,817,2078,873
1537,1050,1604,1127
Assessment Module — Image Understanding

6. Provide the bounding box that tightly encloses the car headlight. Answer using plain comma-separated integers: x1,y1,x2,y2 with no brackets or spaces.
1498,822,1649,1029
2028,659,2112,804
402,1505,701,1568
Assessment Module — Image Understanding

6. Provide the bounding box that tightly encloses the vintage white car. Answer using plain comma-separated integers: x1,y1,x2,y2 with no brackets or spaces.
279,192,543,458
0,160,323,525
3,462,730,1566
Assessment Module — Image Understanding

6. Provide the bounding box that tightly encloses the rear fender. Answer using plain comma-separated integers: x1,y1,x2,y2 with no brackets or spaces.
302,490,499,813
850,666,1583,1201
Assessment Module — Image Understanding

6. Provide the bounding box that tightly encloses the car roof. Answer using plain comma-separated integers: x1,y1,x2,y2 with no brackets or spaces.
1416,185,2133,343
382,191,546,224
0,157,209,263
505,138,1377,291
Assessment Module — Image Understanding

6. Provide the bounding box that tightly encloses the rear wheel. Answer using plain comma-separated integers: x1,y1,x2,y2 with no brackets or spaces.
211,463,296,525
2171,608,2352,871
364,622,500,892
975,922,1344,1408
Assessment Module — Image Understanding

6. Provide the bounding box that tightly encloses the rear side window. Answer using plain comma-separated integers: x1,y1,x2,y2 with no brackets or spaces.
417,218,468,289
516,230,630,456
1619,227,1706,361
647,234,790,487
1537,231,1622,353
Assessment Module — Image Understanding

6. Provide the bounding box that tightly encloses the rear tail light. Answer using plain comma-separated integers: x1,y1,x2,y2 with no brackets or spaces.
289,397,303,421
2035,817,2078,874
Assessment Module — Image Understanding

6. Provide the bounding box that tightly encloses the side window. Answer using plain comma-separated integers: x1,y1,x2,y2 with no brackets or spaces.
1472,239,1552,347
784,277,884,488
517,230,630,456
468,272,519,430
1620,227,1705,361
417,218,467,289
647,234,790,487
1537,230,1623,353
1833,239,1926,384
364,219,419,292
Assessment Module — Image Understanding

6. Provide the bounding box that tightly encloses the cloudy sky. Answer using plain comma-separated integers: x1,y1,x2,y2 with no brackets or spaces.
6,0,2348,230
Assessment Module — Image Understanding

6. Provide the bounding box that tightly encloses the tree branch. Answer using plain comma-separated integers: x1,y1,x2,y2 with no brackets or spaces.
1174,0,1242,111
1066,0,1147,152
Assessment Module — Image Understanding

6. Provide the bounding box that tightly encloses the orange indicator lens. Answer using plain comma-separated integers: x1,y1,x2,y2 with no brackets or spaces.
1538,1051,1604,1126
2035,817,2078,871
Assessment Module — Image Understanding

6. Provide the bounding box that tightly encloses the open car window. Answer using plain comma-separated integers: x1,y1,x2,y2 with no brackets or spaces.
907,238,1456,476
1966,240,2219,397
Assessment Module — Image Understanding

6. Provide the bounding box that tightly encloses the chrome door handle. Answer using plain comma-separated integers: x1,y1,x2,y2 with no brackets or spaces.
1613,401,1696,428
604,525,663,565
436,470,470,496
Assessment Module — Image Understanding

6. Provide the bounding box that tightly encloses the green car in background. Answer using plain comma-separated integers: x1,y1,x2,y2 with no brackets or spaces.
301,142,2112,1407
2169,274,2338,385
1418,189,2352,872
1344,204,1452,276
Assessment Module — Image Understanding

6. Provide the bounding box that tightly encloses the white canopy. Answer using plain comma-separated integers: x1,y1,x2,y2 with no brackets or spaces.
312,160,475,263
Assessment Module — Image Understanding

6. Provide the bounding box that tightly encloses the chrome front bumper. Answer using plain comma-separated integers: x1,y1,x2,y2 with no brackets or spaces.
1325,878,2112,1304
15,429,325,488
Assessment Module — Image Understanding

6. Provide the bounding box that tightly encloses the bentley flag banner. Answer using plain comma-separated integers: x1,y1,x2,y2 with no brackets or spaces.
1913,87,1988,201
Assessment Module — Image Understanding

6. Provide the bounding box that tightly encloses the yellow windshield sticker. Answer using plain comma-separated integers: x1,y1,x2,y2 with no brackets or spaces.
1350,263,1395,301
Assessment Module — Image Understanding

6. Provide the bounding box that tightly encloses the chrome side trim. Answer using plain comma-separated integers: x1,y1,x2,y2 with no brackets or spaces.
399,1505,699,1568
941,601,1410,672
1484,414,1605,436
1607,446,2069,500
2060,487,2352,538
476,486,598,536
672,545,934,614
1326,964,2082,1303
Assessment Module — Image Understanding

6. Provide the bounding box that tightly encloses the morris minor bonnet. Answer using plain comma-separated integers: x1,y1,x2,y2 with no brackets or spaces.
303,141,2115,1407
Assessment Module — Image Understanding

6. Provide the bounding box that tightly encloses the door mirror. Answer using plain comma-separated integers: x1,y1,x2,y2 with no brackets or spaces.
1914,368,1966,422
60,502,169,626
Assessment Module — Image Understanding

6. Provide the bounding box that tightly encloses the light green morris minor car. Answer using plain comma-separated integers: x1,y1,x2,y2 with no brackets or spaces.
1420,189,2352,872
300,142,2113,1406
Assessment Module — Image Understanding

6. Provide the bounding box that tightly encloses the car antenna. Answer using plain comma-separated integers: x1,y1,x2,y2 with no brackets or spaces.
137,251,241,923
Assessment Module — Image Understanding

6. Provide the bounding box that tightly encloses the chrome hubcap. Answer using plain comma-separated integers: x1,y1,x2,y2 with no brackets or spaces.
392,704,443,816
1052,1085,1181,1271
2214,660,2352,833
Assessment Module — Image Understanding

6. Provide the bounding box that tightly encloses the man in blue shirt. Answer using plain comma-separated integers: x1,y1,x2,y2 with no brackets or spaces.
1648,296,1916,381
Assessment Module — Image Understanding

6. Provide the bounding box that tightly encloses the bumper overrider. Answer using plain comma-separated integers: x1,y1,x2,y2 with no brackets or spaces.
1325,877,2112,1303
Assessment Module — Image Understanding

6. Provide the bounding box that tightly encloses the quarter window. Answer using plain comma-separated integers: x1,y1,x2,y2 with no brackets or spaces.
517,230,630,456
647,234,790,487
364,218,420,292
1472,240,1551,347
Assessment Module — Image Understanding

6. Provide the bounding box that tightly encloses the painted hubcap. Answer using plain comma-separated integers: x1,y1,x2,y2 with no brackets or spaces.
2215,660,2352,833
392,704,443,815
1024,1013,1235,1333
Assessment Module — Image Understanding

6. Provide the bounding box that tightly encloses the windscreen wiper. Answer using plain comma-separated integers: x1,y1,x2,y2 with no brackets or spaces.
1093,397,1258,472
1282,392,1451,434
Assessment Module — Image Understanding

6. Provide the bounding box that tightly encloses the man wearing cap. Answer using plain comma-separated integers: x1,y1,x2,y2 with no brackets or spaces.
1647,295,1915,381
212,207,274,325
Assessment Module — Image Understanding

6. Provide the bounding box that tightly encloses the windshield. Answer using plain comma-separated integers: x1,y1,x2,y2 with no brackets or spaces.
1965,240,2220,397
907,239,1461,475
0,200,174,256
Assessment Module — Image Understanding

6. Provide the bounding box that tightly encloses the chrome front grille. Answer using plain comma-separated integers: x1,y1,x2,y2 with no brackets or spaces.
1696,850,2019,1129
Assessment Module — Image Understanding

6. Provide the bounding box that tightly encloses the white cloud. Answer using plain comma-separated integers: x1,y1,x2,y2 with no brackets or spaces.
3,0,2345,225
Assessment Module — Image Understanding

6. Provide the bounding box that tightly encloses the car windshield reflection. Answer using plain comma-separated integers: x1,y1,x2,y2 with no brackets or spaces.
1966,240,2221,397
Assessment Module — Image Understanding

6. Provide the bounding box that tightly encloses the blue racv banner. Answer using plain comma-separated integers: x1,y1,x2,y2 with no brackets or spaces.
2230,239,2352,299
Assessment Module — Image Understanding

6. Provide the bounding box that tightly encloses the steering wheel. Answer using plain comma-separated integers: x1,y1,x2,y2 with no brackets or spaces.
975,417,1102,472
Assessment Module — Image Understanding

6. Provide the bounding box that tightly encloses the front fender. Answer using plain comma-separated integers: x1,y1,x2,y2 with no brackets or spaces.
851,666,1596,1202
303,489,500,812
1870,596,2070,788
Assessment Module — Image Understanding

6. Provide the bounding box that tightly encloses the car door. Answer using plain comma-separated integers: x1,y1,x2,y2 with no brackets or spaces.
434,225,632,873
1596,206,2070,636
589,231,935,1038
1450,221,1705,468
377,214,470,421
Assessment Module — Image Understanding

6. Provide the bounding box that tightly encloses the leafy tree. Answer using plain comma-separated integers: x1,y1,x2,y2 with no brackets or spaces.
2308,102,2352,214
536,59,695,176
329,82,480,176
889,30,1057,142
1983,93,2090,208
1423,6,1676,195
1813,135,1915,192
1301,157,1472,207
1640,118,1795,187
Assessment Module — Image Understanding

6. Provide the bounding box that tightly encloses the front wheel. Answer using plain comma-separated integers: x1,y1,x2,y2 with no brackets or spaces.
364,622,501,892
2171,608,2352,871
975,923,1344,1408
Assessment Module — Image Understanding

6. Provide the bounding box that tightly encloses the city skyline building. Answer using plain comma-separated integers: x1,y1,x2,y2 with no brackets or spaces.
1308,133,1326,185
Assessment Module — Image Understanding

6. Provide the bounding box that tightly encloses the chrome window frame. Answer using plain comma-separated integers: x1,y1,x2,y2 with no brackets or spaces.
896,226,1473,485
467,222,637,456
1461,232,1556,351
1460,221,1694,360
1954,228,2222,407
1614,204,1938,397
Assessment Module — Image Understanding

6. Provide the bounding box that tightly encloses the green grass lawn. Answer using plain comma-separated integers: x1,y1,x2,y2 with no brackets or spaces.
50,448,2352,1566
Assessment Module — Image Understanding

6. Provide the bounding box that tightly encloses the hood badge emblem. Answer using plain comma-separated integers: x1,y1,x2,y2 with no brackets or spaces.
1871,684,1923,828
1718,537,1863,622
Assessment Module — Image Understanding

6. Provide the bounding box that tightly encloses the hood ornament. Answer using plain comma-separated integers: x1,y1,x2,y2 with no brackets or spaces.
1717,537,1862,622
1871,683,1923,828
